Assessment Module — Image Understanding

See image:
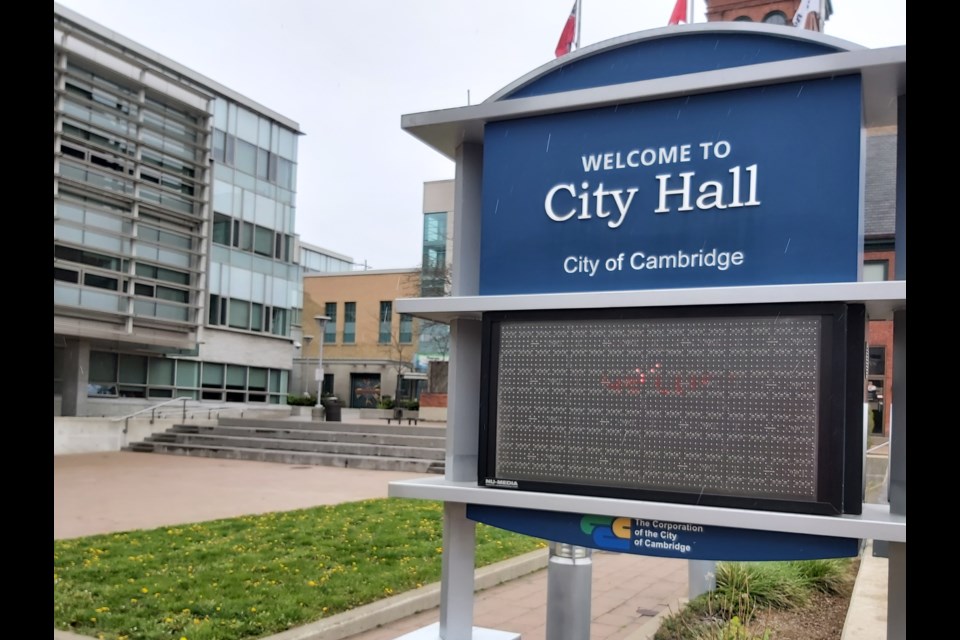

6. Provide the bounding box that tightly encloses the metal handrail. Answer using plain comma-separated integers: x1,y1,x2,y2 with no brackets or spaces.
109,396,193,425
105,398,292,448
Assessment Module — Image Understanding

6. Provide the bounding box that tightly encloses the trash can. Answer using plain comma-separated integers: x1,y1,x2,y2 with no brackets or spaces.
321,397,341,422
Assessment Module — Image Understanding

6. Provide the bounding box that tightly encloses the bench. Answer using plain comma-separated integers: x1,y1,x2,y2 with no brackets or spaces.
386,409,418,425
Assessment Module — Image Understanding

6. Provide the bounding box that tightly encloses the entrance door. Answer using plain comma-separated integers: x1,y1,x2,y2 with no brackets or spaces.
350,373,381,409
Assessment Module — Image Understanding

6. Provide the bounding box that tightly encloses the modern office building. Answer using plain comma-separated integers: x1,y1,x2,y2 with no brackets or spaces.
299,241,357,275
54,4,304,416
420,180,454,299
300,269,424,409
417,180,454,382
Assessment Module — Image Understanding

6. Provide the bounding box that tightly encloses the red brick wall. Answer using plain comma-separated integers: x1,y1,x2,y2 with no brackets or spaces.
419,392,448,408
705,0,800,23
865,249,896,436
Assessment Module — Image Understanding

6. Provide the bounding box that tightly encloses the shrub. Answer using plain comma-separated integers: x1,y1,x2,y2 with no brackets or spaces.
286,393,317,406
654,558,854,640
714,561,808,612
787,558,851,595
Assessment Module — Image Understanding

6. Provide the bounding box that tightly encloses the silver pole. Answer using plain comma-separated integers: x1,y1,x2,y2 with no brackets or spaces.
545,542,592,640
688,560,716,598
313,316,330,401
574,0,582,51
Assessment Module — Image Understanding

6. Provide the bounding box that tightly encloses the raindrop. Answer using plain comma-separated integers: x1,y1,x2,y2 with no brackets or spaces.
796,86,804,98
545,133,552,152
784,238,791,254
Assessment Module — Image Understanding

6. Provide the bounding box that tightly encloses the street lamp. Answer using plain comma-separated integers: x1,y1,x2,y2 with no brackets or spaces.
300,335,313,395
313,315,331,401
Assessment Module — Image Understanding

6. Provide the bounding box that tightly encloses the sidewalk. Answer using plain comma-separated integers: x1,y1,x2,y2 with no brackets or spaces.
54,447,889,640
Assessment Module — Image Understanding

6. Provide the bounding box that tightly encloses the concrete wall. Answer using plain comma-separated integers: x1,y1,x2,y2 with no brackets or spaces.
54,417,213,455
54,404,295,454
199,328,294,370
420,406,448,422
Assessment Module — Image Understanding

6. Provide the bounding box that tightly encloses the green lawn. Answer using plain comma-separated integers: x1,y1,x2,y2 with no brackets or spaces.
54,498,547,640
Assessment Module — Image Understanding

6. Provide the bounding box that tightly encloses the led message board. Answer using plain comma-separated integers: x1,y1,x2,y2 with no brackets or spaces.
478,303,866,516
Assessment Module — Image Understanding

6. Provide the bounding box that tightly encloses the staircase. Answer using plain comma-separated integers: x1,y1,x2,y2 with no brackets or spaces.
124,417,446,474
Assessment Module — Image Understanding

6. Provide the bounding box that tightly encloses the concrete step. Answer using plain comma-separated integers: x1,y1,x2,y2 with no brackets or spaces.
170,424,445,448
143,432,445,460
125,417,447,474
216,417,442,438
127,441,445,474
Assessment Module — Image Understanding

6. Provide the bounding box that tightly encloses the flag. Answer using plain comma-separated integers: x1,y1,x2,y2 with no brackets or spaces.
668,0,687,25
555,2,578,58
792,0,822,31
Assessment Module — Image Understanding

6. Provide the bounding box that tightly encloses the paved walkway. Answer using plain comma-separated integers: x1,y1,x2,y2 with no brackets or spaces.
54,446,890,639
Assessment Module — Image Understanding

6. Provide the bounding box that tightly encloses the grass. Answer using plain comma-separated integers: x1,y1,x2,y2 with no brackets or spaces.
653,558,852,640
54,498,547,640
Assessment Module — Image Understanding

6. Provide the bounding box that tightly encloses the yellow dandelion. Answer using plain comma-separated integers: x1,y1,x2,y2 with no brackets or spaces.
140,587,149,593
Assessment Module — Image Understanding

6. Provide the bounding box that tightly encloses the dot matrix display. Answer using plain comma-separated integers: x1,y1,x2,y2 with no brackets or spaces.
492,315,823,503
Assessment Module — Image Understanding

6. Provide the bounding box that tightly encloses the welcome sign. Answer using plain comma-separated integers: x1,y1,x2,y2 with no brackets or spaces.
479,75,863,295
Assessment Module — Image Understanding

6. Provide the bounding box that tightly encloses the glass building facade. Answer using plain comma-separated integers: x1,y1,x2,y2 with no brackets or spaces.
54,5,303,414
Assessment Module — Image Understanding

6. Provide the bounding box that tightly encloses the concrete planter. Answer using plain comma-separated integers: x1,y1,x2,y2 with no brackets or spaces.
359,408,393,420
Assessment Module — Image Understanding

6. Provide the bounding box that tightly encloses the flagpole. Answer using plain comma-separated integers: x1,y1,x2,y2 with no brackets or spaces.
574,0,582,50
688,0,694,24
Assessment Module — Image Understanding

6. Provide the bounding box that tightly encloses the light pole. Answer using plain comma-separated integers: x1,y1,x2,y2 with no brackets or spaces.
313,315,330,401
301,335,313,395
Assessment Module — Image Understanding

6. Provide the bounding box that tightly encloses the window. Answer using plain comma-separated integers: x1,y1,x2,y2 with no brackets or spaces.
88,351,118,396
201,362,224,400
863,261,888,282
868,347,886,376
324,302,337,343
211,127,293,189
84,273,118,290
84,352,289,403
343,302,356,344
228,299,251,329
253,225,273,256
379,301,393,343
271,307,289,336
762,11,788,25
207,294,289,336
399,313,413,343
423,212,447,243
213,213,231,245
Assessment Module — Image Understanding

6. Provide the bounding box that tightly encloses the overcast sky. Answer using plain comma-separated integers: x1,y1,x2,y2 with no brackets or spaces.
56,0,906,270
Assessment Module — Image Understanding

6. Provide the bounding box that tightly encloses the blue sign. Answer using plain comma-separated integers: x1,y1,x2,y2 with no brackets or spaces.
479,76,863,295
467,505,858,561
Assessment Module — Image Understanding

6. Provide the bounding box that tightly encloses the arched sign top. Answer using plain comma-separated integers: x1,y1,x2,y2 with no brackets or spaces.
488,23,865,102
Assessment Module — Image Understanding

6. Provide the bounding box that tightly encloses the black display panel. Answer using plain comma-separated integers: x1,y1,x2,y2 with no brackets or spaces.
478,303,865,516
